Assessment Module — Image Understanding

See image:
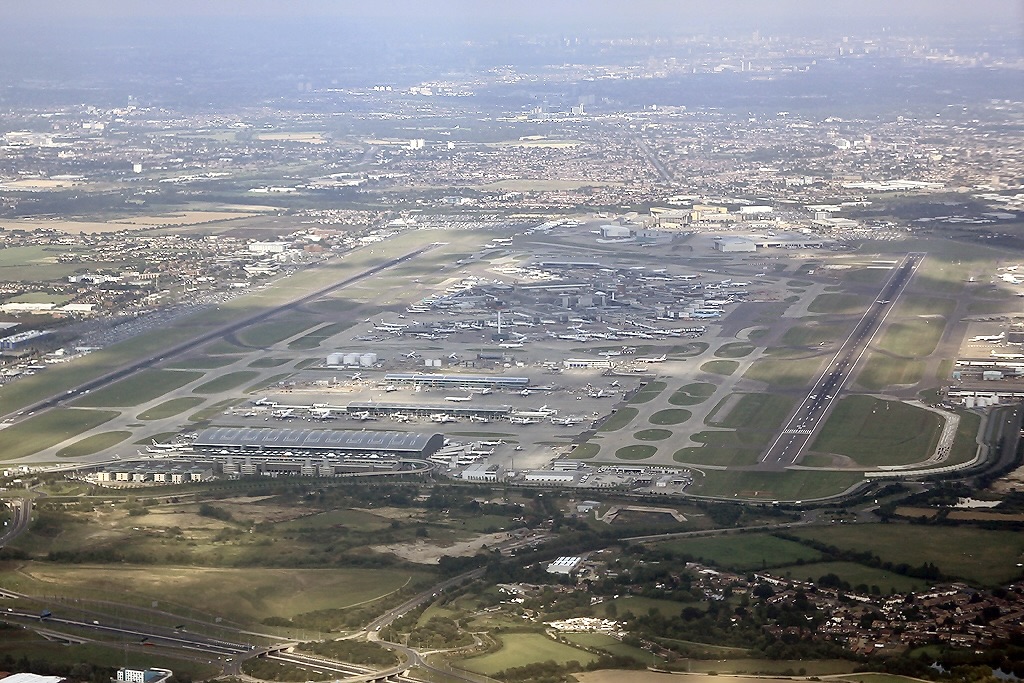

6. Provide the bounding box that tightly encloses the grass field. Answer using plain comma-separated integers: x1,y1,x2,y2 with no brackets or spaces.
598,407,638,432
192,370,260,394
0,638,218,680
649,409,691,425
701,360,738,375
562,632,664,664
629,381,667,404
288,322,356,350
807,293,873,315
716,393,795,432
689,469,864,501
774,561,929,594
668,383,716,406
634,429,673,441
856,355,925,390
616,445,657,460
673,431,764,467
0,409,119,461
138,397,206,420
569,443,601,459
714,342,754,358
238,319,321,347
810,396,941,467
72,370,203,407
166,356,239,369
56,431,132,458
781,320,854,347
0,564,427,624
652,533,822,571
188,398,244,422
249,357,294,367
244,372,292,394
744,354,823,387
790,524,1024,586
460,633,597,675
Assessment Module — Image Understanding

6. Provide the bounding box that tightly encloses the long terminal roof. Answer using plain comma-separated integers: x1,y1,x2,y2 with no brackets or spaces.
194,427,441,453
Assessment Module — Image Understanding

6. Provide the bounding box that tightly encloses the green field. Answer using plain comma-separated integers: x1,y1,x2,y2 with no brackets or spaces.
715,393,795,432
668,382,717,406
634,429,673,441
0,409,119,461
689,469,864,501
628,381,667,404
188,398,244,422
460,633,597,675
856,354,925,390
744,353,823,387
598,407,638,432
0,637,217,681
562,632,664,664
616,445,657,460
56,431,132,458
0,564,427,624
238,319,321,347
776,560,929,594
288,322,355,350
72,370,203,407
714,342,754,358
192,370,260,394
782,320,854,347
874,296,955,358
791,524,1024,586
137,397,205,420
166,355,239,369
569,443,601,459
652,533,823,571
649,409,691,425
811,396,941,467
807,293,873,315
673,431,764,467
701,360,739,375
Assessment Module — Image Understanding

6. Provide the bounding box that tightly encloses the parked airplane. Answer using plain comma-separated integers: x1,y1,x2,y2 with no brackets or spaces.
971,333,1005,342
635,354,667,363
445,395,473,402
499,341,524,348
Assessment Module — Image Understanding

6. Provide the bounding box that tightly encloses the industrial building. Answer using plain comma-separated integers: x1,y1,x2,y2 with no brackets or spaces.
193,427,445,458
546,556,584,575
92,462,215,484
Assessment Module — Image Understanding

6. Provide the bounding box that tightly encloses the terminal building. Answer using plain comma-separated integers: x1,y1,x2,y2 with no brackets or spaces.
383,373,529,390
193,427,445,459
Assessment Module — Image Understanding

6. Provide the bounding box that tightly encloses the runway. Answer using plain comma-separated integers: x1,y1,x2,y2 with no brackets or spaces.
759,252,925,468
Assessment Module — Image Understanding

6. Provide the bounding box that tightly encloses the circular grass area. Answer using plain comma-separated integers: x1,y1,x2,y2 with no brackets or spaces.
674,342,710,357
714,342,754,358
616,445,657,460
701,360,739,376
569,443,601,459
668,383,716,406
138,397,205,421
57,431,133,458
634,429,672,441
649,409,692,425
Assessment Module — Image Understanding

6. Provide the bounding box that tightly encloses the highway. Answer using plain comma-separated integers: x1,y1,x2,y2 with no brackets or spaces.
759,252,925,467
0,498,32,548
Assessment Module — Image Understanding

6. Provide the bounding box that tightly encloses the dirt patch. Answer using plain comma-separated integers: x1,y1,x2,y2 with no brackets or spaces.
373,531,511,565
353,506,428,520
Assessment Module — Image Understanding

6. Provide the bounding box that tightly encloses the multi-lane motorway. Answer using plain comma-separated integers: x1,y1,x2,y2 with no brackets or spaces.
760,252,925,468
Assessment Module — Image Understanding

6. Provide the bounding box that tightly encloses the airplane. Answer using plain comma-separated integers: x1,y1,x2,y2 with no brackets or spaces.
551,416,582,426
403,351,420,359
479,387,492,396
509,416,539,424
310,408,337,420
272,409,295,419
383,385,398,392
970,333,1005,342
635,354,667,363
431,413,457,423
445,395,473,402
351,411,376,421
469,415,490,423
448,353,459,360
519,388,532,396
499,341,524,348
350,373,362,381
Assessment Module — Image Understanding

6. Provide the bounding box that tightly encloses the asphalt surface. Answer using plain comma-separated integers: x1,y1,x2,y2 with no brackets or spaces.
760,252,925,468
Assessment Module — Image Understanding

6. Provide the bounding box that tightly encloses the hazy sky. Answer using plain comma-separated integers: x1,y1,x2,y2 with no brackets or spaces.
6,0,1022,33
